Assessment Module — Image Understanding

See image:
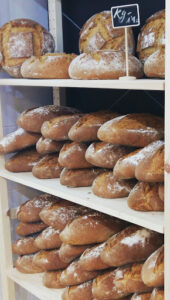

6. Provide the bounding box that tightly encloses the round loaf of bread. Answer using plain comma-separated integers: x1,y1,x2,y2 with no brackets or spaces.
12,236,39,255
21,53,76,78
32,153,63,179
69,51,143,80
62,280,93,300
16,221,47,236
150,288,164,300
15,254,43,274
34,227,62,250
59,243,90,264
36,137,64,154
144,48,165,78
0,18,55,77
43,271,64,288
33,249,69,271
131,293,152,300
137,10,165,62
79,11,135,54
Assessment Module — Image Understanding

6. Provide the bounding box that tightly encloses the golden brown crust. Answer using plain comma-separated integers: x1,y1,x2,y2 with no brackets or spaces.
158,184,164,202
127,182,164,212
15,254,43,274
16,221,47,236
131,293,152,300
62,280,93,300
150,288,164,300
32,153,63,179
12,236,39,255
59,243,90,264
43,271,64,288
33,249,69,271
100,225,164,267
98,114,164,147
144,48,165,78
34,227,62,250
36,137,64,154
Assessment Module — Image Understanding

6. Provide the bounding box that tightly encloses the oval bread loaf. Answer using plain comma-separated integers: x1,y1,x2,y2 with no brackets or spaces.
36,137,64,154
33,249,69,271
12,236,39,255
59,243,91,264
32,153,63,179
34,227,62,250
15,254,43,274
16,221,47,236
144,48,165,78
150,288,164,300
62,280,93,300
43,271,64,288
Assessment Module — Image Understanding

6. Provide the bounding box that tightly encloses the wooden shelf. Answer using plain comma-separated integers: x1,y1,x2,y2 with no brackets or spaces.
7,268,64,300
0,168,164,233
0,78,165,91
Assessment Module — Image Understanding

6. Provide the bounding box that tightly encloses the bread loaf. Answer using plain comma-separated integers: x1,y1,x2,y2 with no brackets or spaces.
17,105,79,133
36,137,64,154
21,53,76,78
60,167,104,187
16,221,47,236
34,227,62,250
141,245,164,288
33,249,69,271
60,260,99,286
79,242,109,271
98,114,164,147
79,11,135,54
92,171,136,198
85,142,134,169
137,10,165,62
0,128,41,154
62,280,93,300
131,293,152,300
69,51,143,80
5,147,42,172
59,243,90,264
100,225,164,267
158,184,164,202
144,48,165,78
12,236,39,255
127,182,164,212
41,114,81,141
0,18,55,77
43,271,64,288
92,263,151,300
32,153,63,179
59,213,126,245
150,288,164,300
68,111,119,142
17,193,59,223
15,254,43,274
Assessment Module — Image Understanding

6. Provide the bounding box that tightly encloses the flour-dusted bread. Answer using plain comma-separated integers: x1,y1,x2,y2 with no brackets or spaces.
34,227,62,250
98,114,164,147
43,270,64,288
85,142,134,168
17,193,59,223
79,11,135,54
62,280,93,300
131,293,152,300
100,225,164,267
33,249,69,271
12,236,39,255
127,182,164,212
32,153,63,179
150,288,164,300
41,114,81,141
5,147,42,172
142,245,164,288
68,110,119,142
69,51,143,80
0,18,55,77
158,184,164,202
59,243,90,264
92,263,151,300
92,171,136,199
59,212,126,245
15,254,43,274
0,128,41,154
36,137,64,154
21,53,76,78
16,221,47,236
144,48,165,78
17,105,79,133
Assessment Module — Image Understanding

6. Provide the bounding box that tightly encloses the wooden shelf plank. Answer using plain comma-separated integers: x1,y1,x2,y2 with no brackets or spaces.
0,78,165,91
0,168,164,233
7,268,64,300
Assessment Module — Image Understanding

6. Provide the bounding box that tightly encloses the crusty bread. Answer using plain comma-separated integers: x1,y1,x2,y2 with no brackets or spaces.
33,249,69,271
59,243,90,264
34,227,62,250
60,260,99,286
32,153,63,179
0,128,40,154
158,184,164,202
79,11,135,54
5,147,42,172
16,221,47,237
43,271,64,288
58,142,92,169
85,142,134,168
69,51,143,80
59,212,126,245
98,114,164,147
127,182,164,211
41,114,81,141
60,167,104,187
131,293,152,300
12,236,39,255
68,111,119,142
36,137,64,154
92,263,151,300
100,225,164,267
17,105,79,133
62,280,93,300
150,288,164,300
21,53,76,78
92,171,136,198
144,48,165,78
15,254,43,274
17,193,59,223
142,245,164,288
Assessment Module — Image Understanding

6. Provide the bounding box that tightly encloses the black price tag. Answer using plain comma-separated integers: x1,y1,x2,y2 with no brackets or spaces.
111,4,140,28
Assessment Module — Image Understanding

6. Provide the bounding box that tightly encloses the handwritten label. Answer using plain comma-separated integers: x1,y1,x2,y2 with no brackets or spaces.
111,4,140,28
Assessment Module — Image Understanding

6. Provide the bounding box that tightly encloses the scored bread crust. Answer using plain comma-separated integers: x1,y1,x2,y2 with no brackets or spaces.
131,293,152,300
59,243,90,264
62,280,93,300
33,249,69,271
34,226,62,250
36,137,64,154
144,48,165,78
12,236,39,255
16,221,47,236
15,254,43,274
32,153,63,179
43,271,64,288
150,288,164,300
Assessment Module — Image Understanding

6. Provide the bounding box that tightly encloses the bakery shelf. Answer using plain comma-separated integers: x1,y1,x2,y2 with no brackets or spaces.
0,78,165,91
7,268,64,300
0,168,164,233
